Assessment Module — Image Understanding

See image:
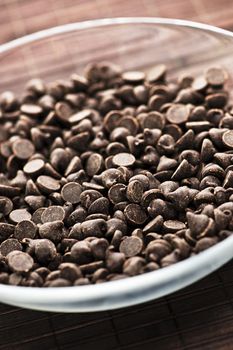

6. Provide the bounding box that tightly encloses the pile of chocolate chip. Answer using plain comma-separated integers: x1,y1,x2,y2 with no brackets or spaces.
0,62,232,287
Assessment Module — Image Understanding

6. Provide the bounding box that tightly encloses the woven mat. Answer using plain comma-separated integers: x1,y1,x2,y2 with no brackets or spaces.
1,260,233,350
1,1,233,349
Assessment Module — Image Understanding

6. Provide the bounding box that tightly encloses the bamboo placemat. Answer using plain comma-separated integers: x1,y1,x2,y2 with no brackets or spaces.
1,1,233,349
1,260,233,350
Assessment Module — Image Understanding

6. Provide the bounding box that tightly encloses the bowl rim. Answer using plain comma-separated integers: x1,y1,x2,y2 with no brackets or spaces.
1,16,233,54
0,17,233,310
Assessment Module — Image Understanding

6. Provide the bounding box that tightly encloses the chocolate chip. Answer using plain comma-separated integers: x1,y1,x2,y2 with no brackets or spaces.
81,219,106,239
12,139,35,160
23,159,45,175
0,239,22,256
143,111,165,130
34,239,57,264
157,134,175,155
25,195,46,211
194,237,218,253
73,277,90,285
25,179,41,195
192,76,208,92
59,262,82,282
69,109,93,125
112,153,135,167
86,153,104,176
70,241,92,264
147,64,166,83
0,184,21,198
148,95,166,111
206,93,227,109
186,212,210,238
163,220,186,232
20,104,43,116
119,236,143,257
55,101,73,123
60,182,82,204
157,156,177,171
101,169,125,188
160,249,180,267
0,196,13,215
143,215,163,234
0,223,15,241
223,170,233,188
124,203,147,225
166,186,193,210
90,238,109,260
39,221,63,243
9,209,31,223
41,206,65,223
7,251,33,272
176,129,195,151
146,240,172,262
108,183,126,204
103,111,122,132
46,278,72,287
166,104,190,124
201,138,216,163
123,257,145,276
205,67,227,86
222,130,233,149
126,180,144,203
106,252,125,272
118,116,139,135
171,159,195,181
14,220,37,240
80,189,102,208
109,230,122,250
37,175,60,194
122,71,145,84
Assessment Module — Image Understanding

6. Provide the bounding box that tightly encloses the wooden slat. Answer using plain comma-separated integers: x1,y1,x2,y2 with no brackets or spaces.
1,0,233,46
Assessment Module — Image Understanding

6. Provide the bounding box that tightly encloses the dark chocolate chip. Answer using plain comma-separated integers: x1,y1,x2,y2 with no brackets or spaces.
41,206,65,223
119,236,143,257
14,220,37,240
205,67,227,86
112,153,135,167
12,139,35,160
166,104,190,124
124,203,147,225
126,180,144,203
222,130,233,149
7,251,33,272
86,153,104,176
122,71,145,84
39,221,64,243
147,64,166,83
61,182,82,204
34,239,57,264
70,241,92,264
0,239,22,256
37,175,60,194
163,220,186,232
106,252,125,272
9,209,31,223
0,196,13,215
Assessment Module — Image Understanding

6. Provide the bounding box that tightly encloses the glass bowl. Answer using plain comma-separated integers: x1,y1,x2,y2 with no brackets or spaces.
1,17,233,312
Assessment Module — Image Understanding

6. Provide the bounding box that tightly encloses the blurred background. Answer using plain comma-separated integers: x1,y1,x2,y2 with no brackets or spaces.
1,0,233,44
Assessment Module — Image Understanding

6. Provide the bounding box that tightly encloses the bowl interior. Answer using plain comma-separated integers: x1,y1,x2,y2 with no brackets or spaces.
1,18,233,94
